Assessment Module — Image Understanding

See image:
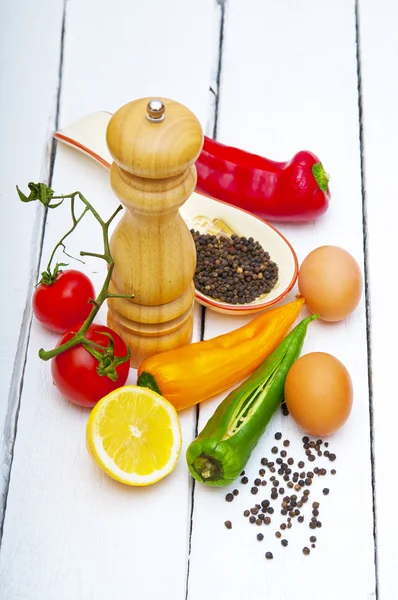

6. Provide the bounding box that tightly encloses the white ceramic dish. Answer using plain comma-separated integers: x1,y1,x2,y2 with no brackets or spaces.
54,112,299,315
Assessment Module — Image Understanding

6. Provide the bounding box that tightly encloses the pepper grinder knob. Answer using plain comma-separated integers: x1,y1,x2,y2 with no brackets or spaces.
146,99,165,122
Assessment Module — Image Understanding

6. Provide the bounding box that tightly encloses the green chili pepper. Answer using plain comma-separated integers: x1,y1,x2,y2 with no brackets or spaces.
186,314,319,487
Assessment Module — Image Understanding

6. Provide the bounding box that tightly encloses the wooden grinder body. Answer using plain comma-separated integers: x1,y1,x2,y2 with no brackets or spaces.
106,97,203,367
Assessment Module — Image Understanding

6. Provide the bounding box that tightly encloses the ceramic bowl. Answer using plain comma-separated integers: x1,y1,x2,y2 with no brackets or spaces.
54,112,299,315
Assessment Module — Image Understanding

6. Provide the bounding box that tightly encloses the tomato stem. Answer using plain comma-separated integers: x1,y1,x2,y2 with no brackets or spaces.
18,182,134,377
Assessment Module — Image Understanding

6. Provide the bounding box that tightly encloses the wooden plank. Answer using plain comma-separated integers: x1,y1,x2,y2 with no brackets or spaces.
0,0,219,598
187,1,376,599
358,0,398,597
0,0,65,506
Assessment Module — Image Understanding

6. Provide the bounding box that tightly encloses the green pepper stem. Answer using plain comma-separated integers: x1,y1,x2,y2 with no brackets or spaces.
190,453,224,482
312,162,330,192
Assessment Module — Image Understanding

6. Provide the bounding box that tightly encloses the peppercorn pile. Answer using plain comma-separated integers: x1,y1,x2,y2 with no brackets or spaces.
190,231,279,304
222,434,337,561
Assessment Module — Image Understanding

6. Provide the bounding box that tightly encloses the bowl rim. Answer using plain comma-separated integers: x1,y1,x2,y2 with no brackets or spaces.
191,196,299,312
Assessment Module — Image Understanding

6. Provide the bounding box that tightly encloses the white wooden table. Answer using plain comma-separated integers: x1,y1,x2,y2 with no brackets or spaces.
0,1,395,598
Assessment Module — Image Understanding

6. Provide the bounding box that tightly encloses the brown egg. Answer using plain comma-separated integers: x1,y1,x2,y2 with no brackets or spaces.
298,245,362,322
284,352,353,437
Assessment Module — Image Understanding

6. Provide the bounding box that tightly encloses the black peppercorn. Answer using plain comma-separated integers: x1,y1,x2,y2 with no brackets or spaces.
275,432,282,440
323,488,329,496
281,539,288,547
225,493,234,502
265,552,273,560
302,547,310,555
251,487,258,495
257,533,264,541
224,521,232,529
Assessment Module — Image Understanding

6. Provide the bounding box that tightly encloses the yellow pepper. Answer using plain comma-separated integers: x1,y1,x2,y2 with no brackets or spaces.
137,296,305,411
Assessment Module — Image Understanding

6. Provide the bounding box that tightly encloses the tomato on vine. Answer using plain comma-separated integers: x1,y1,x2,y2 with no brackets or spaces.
52,323,130,407
33,267,95,333
17,181,134,407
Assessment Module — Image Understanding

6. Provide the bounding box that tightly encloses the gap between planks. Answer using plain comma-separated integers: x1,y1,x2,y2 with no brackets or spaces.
355,0,378,596
0,0,69,543
185,1,226,599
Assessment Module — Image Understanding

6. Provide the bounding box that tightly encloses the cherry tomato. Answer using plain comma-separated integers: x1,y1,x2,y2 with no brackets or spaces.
33,269,96,333
51,323,130,407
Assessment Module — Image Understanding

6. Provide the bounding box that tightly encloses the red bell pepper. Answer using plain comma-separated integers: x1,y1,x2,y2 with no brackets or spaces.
195,137,330,222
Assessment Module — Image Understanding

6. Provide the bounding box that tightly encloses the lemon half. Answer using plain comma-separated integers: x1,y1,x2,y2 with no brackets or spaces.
86,385,182,486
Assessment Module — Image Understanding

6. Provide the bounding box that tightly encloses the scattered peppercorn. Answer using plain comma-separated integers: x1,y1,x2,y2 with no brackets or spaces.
243,510,250,517
281,539,288,547
323,488,329,496
257,533,264,541
241,476,249,484
240,471,245,476
265,552,273,560
225,493,234,502
310,536,317,543
281,403,289,416
233,489,239,496
275,531,281,538
224,521,232,529
254,478,261,486
264,517,271,525
328,453,336,462
275,432,282,440
259,469,265,476
271,446,278,454
298,461,304,469
303,547,310,555
249,516,256,524
331,469,336,475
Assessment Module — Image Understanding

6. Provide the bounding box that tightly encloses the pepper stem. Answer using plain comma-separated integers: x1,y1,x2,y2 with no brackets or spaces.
190,453,224,482
312,162,330,192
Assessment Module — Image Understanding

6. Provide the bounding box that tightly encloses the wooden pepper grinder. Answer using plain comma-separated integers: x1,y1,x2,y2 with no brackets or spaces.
106,97,203,368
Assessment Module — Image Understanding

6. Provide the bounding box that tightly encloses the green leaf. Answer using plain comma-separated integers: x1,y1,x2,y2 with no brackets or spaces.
16,182,55,206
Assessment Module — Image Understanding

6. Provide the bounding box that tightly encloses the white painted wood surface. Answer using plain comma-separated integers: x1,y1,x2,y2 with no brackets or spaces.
0,0,65,507
188,2,375,599
0,1,218,598
2,0,395,597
